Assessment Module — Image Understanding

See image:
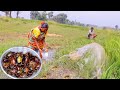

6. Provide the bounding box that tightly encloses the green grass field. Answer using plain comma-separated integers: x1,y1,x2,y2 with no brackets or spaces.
0,16,120,79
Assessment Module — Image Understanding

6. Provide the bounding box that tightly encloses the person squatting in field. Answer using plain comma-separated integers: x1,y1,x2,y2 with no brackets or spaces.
88,27,97,39
28,21,49,58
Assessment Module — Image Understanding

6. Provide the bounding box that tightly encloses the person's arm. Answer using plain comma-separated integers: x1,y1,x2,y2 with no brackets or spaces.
34,38,43,58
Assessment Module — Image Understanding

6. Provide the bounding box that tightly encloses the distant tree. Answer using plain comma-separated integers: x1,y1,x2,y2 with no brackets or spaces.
9,11,12,18
30,11,34,19
30,11,47,20
48,11,53,19
21,17,24,19
115,25,118,30
30,11,40,20
103,26,107,30
16,11,21,18
77,22,81,26
41,11,47,20
65,19,70,24
86,24,90,27
2,11,10,17
74,20,76,25
75,22,81,26
2,11,12,18
80,23,85,27
52,13,67,24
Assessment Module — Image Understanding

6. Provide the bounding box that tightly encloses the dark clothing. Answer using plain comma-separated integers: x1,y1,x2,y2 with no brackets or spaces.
88,34,92,39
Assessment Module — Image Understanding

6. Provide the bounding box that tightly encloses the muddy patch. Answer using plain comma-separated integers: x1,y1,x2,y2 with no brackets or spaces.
16,33,28,38
0,38,4,42
48,44,61,49
36,66,76,79
47,33,63,37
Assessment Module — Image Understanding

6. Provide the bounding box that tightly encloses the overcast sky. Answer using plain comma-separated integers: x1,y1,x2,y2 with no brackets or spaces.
0,11,120,28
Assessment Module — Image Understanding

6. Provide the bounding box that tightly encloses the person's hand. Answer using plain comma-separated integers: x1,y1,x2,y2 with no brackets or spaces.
45,48,48,52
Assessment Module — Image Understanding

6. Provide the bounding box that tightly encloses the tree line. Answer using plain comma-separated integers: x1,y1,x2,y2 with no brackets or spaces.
30,11,87,26
1,11,119,29
30,11,119,30
2,11,20,18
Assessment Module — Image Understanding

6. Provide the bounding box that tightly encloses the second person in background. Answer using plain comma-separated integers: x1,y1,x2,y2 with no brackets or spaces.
88,27,97,39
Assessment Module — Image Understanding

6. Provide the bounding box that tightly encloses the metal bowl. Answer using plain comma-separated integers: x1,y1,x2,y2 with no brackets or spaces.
0,47,42,79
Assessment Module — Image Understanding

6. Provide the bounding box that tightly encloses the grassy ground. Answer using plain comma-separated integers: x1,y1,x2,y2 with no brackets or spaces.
0,17,120,79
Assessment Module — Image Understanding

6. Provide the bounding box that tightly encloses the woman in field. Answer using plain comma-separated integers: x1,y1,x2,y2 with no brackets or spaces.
28,21,49,58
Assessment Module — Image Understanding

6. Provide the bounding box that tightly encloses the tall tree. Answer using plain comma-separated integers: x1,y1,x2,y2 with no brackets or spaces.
52,13,67,24
2,11,12,18
30,11,40,20
9,11,12,18
16,11,21,18
30,11,47,20
41,11,47,20
48,11,53,19
115,25,118,30
2,11,9,17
